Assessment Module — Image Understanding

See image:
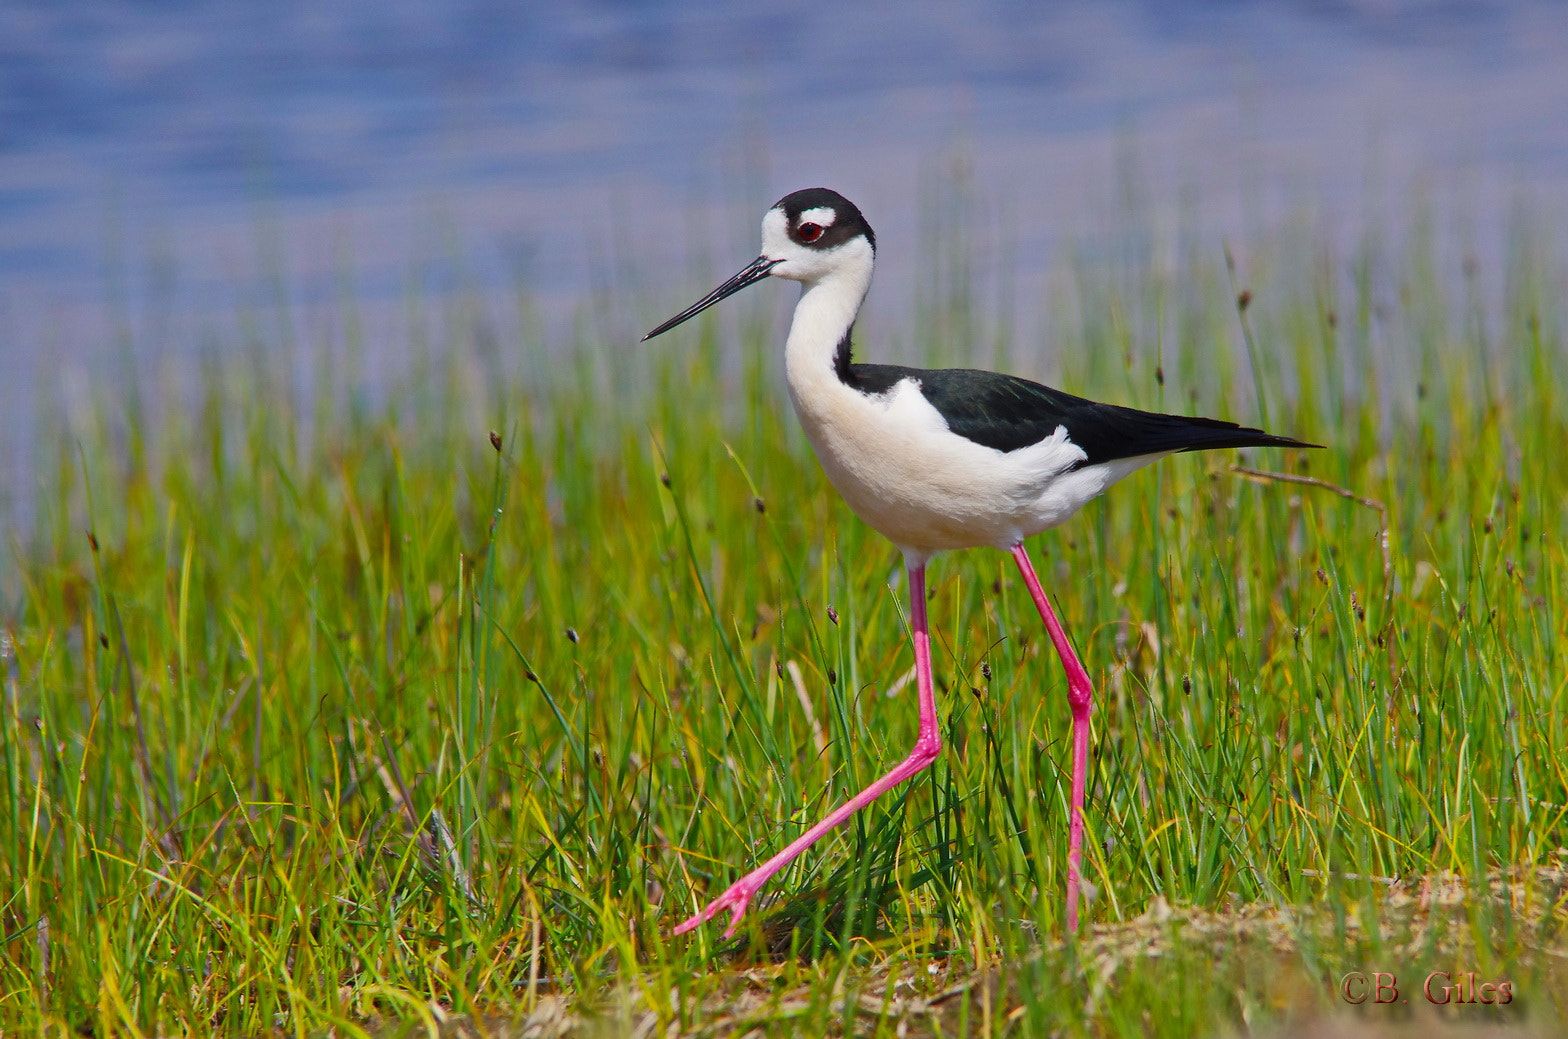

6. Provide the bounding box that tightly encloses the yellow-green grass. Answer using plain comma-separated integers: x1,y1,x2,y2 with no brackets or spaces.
2,198,1565,1037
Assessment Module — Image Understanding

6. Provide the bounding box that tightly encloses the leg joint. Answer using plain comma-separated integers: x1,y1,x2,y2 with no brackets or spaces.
911,732,943,764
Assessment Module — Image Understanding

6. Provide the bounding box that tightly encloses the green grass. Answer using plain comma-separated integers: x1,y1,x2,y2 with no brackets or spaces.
2,192,1567,1037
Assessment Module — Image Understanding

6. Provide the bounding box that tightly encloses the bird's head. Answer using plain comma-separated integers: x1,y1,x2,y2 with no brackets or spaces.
643,187,876,341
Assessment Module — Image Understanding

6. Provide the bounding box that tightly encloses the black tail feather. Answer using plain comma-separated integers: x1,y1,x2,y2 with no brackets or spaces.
1085,407,1319,463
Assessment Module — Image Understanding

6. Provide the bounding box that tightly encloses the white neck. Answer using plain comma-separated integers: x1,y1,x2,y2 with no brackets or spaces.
782,251,873,396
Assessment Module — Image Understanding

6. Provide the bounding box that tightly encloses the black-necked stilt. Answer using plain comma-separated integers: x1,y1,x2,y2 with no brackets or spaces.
645,187,1314,938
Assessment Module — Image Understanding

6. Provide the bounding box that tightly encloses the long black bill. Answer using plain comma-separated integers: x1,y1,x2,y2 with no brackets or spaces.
642,255,782,341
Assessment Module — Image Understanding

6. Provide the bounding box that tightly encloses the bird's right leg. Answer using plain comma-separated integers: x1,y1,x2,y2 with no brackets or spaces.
673,560,943,938
1009,543,1092,932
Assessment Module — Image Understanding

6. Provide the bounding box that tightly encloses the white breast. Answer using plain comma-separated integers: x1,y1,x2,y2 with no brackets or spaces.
787,370,1162,556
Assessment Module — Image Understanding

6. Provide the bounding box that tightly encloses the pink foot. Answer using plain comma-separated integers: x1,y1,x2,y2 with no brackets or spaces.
672,559,942,940
672,876,763,938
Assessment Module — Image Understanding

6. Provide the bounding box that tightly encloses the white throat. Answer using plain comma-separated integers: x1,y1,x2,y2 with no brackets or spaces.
781,239,874,390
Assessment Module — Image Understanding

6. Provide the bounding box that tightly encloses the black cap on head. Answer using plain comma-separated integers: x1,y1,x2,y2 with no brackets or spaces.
774,188,876,252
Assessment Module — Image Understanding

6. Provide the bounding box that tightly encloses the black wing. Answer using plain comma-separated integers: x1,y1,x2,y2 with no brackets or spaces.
847,364,1315,464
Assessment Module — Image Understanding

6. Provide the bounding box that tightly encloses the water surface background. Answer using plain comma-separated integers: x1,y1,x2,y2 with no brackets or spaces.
4,0,1568,541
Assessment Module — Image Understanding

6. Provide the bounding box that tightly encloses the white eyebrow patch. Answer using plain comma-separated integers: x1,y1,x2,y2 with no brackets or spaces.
799,206,837,227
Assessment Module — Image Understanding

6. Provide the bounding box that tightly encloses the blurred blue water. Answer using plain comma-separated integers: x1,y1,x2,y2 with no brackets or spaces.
6,1,1561,294
2,0,1566,536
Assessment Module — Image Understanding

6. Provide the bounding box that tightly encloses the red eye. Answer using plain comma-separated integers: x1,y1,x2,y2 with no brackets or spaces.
797,222,823,242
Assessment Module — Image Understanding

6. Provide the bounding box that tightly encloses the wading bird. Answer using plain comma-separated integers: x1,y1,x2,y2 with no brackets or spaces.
644,188,1312,937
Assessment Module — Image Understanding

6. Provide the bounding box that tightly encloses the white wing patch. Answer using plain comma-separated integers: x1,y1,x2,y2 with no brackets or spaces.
884,377,1087,481
809,377,1101,547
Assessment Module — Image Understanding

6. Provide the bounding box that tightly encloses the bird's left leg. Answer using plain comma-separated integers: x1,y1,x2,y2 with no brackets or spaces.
1009,543,1092,932
673,559,943,938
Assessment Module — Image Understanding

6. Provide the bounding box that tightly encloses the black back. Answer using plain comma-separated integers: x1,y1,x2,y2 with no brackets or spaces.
844,363,1313,464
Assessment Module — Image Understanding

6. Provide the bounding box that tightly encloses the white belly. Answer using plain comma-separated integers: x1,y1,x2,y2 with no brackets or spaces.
787,375,1160,555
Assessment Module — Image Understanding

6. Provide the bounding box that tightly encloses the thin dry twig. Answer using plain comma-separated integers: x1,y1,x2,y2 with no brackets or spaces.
785,659,827,757
1230,464,1392,592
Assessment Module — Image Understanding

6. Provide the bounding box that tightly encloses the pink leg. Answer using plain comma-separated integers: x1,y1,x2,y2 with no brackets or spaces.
674,561,943,937
1009,543,1092,933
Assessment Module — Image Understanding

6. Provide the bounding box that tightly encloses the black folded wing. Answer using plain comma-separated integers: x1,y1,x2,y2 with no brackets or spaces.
846,364,1315,464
